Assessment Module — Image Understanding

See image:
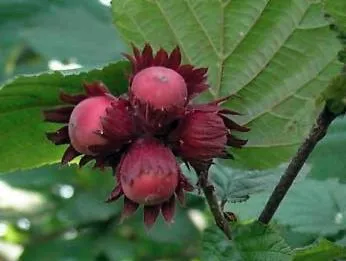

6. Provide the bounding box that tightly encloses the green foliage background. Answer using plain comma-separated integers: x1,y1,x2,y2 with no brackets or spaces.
0,0,346,260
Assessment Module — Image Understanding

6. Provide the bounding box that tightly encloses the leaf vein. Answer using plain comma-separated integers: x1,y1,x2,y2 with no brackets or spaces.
243,57,336,126
185,0,220,56
155,1,193,64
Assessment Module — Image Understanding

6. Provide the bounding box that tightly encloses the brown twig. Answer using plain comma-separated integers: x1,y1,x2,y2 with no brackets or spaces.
258,106,337,224
197,168,232,239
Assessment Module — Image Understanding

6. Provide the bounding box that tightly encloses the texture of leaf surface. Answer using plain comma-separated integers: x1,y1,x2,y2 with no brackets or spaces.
0,62,129,173
112,0,342,169
276,179,346,235
293,239,346,261
202,222,292,261
182,161,309,203
230,179,346,236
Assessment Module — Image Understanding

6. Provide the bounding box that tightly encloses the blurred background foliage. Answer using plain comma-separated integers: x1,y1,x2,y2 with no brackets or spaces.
0,0,346,260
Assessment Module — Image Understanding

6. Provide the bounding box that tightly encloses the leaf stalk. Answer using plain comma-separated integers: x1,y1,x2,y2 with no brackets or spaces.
197,168,232,239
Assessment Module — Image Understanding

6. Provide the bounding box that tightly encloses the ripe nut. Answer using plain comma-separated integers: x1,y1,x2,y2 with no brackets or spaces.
68,96,113,155
131,66,188,111
119,138,179,205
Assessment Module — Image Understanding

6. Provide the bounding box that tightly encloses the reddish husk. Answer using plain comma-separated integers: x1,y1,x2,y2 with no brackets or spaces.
106,138,193,227
119,138,179,205
169,100,250,169
43,43,249,228
43,82,135,168
68,96,112,155
130,66,188,131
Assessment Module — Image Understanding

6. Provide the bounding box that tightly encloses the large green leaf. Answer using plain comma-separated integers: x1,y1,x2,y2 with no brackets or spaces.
202,222,292,261
229,179,346,236
308,118,346,181
293,238,346,261
112,0,342,169
182,160,310,203
0,62,129,173
275,179,346,235
279,226,317,249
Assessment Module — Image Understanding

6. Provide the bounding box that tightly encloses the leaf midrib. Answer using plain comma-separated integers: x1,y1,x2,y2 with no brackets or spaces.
140,0,319,117
154,0,273,99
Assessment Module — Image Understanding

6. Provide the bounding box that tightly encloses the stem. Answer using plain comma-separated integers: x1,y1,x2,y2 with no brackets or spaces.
258,107,337,224
197,168,232,239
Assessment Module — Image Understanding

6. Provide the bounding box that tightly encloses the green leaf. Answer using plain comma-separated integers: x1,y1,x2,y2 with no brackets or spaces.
279,226,317,249
0,61,129,173
182,161,309,203
202,222,293,261
0,1,49,82
276,179,346,235
225,190,268,222
325,0,346,32
308,118,346,181
230,179,346,236
0,1,127,84
112,0,342,169
293,238,346,261
0,0,126,65
21,1,127,67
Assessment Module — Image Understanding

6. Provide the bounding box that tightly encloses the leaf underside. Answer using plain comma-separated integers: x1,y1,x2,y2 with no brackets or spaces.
112,0,342,169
